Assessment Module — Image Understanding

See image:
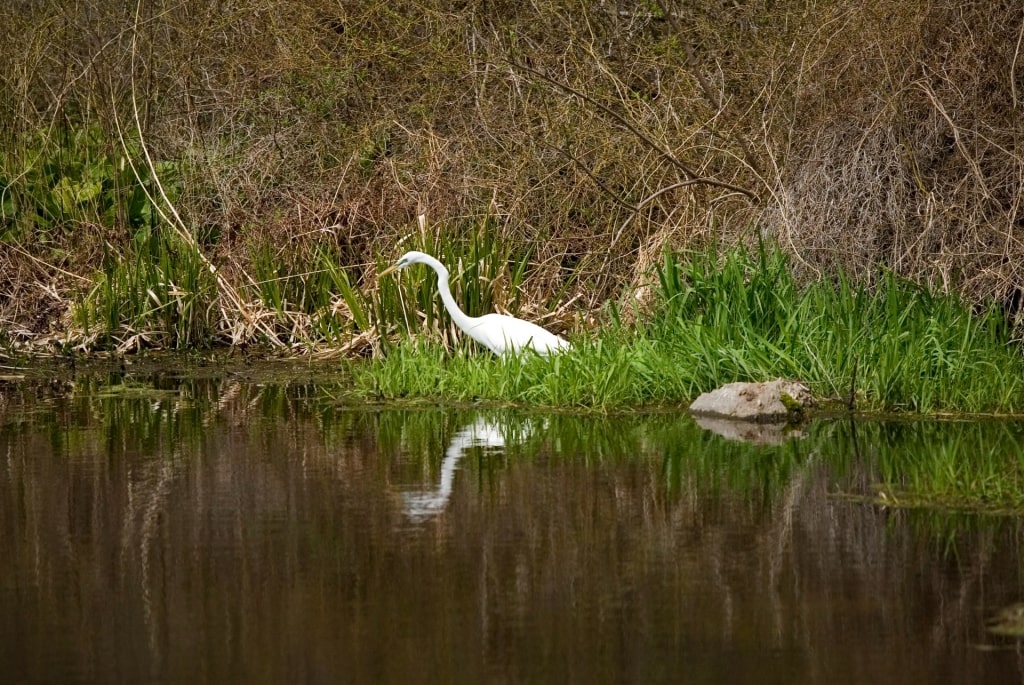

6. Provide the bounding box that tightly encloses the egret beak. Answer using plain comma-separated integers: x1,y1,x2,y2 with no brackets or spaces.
379,263,402,277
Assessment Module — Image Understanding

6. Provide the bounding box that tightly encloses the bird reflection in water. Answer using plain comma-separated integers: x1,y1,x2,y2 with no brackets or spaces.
402,418,507,522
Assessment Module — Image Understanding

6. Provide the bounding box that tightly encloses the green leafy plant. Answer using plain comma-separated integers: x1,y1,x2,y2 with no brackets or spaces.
1,124,176,244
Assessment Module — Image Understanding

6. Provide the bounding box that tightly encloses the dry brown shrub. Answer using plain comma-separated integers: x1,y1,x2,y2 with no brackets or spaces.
765,1,1024,310
2,0,1024,340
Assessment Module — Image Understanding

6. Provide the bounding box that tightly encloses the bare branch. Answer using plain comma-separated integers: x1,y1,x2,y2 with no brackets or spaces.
505,58,759,202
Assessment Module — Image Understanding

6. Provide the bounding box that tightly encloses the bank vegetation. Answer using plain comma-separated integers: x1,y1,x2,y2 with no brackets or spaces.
2,1,1024,409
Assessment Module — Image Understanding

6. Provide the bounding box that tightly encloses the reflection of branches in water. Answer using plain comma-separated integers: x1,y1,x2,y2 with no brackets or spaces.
121,458,179,671
402,418,515,522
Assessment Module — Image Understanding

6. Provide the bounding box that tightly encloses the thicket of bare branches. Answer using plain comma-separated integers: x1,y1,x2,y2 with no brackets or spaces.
2,0,1023,337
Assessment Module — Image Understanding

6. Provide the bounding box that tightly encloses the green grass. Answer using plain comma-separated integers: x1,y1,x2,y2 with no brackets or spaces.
356,337,685,409
643,244,1024,412
74,228,217,350
364,242,1024,413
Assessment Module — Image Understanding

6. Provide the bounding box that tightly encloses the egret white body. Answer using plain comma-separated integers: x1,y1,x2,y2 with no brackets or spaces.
380,250,570,356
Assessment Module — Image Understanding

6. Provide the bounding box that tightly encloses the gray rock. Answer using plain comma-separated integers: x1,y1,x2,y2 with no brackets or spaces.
689,379,814,423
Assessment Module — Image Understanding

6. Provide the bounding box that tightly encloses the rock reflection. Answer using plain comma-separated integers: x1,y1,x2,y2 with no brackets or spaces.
402,418,508,522
692,415,806,444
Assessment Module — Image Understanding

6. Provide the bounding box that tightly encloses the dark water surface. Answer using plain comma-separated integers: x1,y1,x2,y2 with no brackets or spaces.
1,375,1023,683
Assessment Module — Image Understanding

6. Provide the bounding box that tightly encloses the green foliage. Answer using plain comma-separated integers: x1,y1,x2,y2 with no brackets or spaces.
67,235,1022,412
361,243,1024,413
1,124,177,244
74,227,216,349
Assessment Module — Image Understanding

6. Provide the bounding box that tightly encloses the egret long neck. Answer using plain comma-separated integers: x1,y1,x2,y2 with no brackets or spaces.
430,261,477,332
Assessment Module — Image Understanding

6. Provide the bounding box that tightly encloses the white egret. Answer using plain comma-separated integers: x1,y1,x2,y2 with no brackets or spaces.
379,250,570,356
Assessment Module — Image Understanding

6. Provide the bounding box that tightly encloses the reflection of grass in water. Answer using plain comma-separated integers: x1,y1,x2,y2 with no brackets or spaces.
652,417,1024,519
890,507,1022,558
654,418,823,509
829,419,1024,515
8,373,1024,520
361,407,818,511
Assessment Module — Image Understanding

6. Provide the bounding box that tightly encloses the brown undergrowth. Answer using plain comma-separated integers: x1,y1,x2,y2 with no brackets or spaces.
1,1,1023,351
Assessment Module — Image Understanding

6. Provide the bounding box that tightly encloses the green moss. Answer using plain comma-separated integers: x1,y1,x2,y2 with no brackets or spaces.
779,392,804,413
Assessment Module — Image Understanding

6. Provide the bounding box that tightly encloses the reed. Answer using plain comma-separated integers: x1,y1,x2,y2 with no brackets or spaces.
248,244,371,346
75,228,216,350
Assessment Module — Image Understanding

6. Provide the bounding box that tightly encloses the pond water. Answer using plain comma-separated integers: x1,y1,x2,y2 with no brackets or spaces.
1,373,1023,683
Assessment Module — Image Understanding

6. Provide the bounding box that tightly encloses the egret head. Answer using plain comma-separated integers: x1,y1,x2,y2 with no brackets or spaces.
379,251,436,277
